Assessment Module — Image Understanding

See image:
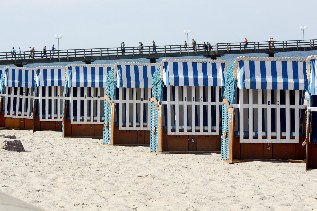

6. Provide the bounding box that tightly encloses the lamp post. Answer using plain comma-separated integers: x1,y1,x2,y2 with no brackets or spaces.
299,26,307,40
54,34,63,61
184,29,191,54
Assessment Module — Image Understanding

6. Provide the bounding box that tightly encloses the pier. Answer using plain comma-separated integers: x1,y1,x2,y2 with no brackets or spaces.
1,39,317,66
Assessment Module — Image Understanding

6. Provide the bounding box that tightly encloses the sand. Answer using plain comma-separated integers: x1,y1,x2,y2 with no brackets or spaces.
0,129,317,211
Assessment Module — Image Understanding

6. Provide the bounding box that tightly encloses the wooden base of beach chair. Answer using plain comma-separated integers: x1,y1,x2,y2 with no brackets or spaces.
306,142,317,170
4,118,33,130
0,114,4,127
64,121,103,138
233,136,306,161
34,118,62,132
113,127,150,145
161,131,221,153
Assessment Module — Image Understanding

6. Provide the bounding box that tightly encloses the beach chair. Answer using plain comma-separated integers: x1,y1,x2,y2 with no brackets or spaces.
103,62,158,145
0,68,5,127
305,56,317,169
3,67,35,129
150,59,226,153
63,64,112,138
221,57,307,162
33,66,65,132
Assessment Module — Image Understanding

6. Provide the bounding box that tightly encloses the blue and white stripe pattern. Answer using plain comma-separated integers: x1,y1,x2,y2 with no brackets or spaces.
5,67,35,88
36,66,65,87
0,68,4,94
237,57,307,90
67,64,112,88
116,63,158,88
162,59,226,87
309,58,317,95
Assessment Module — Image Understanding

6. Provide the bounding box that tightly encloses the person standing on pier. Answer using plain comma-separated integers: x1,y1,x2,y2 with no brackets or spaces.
11,47,16,58
42,46,47,58
139,42,143,54
184,41,188,50
152,40,157,53
192,39,197,52
28,47,32,59
268,37,274,49
51,44,56,58
207,42,212,52
18,47,22,59
121,42,125,55
31,47,35,59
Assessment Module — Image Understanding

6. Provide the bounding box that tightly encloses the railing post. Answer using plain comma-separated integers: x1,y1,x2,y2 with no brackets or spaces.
116,48,119,57
164,46,167,55
239,43,241,52
91,49,93,57
132,47,134,56
297,40,299,50
216,43,218,52
100,49,102,57
67,50,69,60
84,49,86,58
75,50,77,58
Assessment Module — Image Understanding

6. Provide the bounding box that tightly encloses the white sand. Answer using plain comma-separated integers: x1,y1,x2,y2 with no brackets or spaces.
0,129,317,211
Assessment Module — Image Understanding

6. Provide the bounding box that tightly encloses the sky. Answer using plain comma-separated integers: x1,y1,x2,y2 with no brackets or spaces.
1,0,316,51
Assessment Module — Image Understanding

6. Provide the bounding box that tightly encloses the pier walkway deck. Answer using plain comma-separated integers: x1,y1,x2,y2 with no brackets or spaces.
1,39,317,66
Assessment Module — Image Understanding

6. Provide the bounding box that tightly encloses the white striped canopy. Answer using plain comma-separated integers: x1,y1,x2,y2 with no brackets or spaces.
5,67,35,88
308,57,317,95
67,64,113,88
236,57,308,90
36,66,65,87
162,59,226,87
116,63,158,88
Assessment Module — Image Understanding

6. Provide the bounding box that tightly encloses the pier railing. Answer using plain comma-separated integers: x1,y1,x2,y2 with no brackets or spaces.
1,39,317,64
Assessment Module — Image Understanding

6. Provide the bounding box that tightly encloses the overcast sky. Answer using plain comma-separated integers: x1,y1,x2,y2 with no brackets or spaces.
1,0,316,51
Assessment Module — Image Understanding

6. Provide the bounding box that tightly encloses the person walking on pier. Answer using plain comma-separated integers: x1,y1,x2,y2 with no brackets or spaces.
244,37,248,49
121,42,125,55
203,42,208,51
31,47,35,59
152,40,157,53
192,39,197,52
11,47,16,58
139,42,144,54
42,46,47,58
184,41,188,50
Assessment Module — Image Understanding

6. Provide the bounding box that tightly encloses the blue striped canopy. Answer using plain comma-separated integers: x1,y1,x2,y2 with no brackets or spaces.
5,67,35,88
67,64,113,88
36,66,65,87
162,59,226,87
116,63,158,88
236,57,307,90
309,57,317,95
